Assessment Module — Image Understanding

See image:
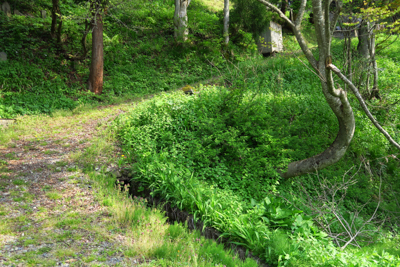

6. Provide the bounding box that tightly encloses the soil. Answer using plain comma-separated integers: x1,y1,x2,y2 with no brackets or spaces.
0,105,144,266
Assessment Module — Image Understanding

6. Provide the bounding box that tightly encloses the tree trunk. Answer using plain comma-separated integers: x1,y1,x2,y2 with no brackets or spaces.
280,0,288,14
256,0,399,178
257,0,356,178
368,29,380,99
358,21,380,99
283,0,356,178
88,6,103,95
51,0,62,43
357,21,370,59
223,0,229,45
174,0,191,42
283,79,355,178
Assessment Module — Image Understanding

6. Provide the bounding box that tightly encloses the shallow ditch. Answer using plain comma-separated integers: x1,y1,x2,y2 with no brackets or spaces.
116,169,271,267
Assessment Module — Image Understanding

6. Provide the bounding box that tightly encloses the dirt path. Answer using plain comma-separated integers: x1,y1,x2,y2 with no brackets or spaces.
0,104,139,266
0,79,233,267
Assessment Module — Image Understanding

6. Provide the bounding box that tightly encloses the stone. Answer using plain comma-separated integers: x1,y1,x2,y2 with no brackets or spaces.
1,1,10,17
0,51,6,61
14,9,24,16
257,21,283,55
41,10,46,18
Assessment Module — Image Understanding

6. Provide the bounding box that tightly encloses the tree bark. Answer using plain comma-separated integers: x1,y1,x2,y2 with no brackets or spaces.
88,4,104,95
357,21,370,59
223,0,229,45
51,0,62,43
258,0,356,179
367,25,380,99
174,0,191,42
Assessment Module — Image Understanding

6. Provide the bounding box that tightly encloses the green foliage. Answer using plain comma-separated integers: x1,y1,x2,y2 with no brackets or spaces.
116,46,400,265
1,0,256,118
116,85,333,264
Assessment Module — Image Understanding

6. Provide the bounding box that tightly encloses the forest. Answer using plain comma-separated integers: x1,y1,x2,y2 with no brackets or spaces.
0,0,400,266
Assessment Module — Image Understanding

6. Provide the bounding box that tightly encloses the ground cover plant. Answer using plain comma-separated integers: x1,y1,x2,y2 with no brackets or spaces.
116,36,400,265
1,0,400,265
0,98,260,266
0,0,251,118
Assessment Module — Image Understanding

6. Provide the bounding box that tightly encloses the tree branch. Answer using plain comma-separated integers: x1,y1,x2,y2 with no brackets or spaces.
330,1,342,36
256,0,318,70
327,63,400,150
295,0,307,28
257,0,294,28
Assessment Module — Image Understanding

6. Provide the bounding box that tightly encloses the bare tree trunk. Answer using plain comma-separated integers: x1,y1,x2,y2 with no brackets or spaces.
357,21,370,59
81,20,91,59
257,0,355,178
223,0,229,45
256,0,399,178
367,26,380,99
281,0,288,14
88,4,104,95
51,0,62,43
174,0,191,42
358,21,380,99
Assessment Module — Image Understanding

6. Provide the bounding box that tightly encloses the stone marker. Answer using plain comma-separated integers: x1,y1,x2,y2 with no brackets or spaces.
1,1,11,17
0,51,6,61
14,9,24,16
41,10,46,18
257,21,283,55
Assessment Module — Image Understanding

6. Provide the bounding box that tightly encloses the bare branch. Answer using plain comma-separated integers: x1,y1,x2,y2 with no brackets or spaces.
295,0,307,28
256,0,318,72
257,0,294,28
327,63,400,151
330,1,343,36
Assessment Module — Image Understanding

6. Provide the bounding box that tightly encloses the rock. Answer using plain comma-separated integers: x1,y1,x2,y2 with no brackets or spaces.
41,10,46,18
1,1,10,17
0,51,6,62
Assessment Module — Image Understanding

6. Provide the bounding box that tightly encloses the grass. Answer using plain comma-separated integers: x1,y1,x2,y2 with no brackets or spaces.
113,34,400,266
1,0,399,266
0,95,259,267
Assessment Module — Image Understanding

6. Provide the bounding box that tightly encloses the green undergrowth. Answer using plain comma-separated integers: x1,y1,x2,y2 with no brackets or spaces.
88,170,259,267
76,113,260,266
0,99,261,266
116,46,400,265
0,0,256,119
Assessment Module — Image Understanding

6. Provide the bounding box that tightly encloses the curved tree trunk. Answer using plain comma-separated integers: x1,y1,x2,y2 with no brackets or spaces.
282,77,355,178
88,5,104,95
257,0,356,179
174,0,191,42
257,0,399,178
223,0,229,45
